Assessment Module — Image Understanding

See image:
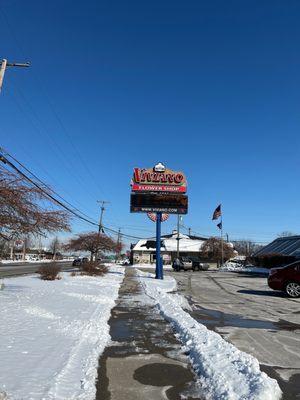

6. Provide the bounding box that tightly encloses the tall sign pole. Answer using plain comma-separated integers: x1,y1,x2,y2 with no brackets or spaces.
130,162,188,280
176,214,180,259
155,212,162,279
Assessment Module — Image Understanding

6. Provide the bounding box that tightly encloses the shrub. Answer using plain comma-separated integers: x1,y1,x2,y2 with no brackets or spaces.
70,271,77,277
38,263,61,280
80,261,108,276
248,253,297,269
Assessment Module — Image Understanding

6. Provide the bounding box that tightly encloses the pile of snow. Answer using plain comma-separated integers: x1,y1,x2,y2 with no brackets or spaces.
0,266,124,400
221,258,270,274
137,270,281,400
221,264,270,274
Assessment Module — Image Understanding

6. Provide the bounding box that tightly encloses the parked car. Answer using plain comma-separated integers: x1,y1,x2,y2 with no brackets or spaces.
172,256,209,272
268,261,300,298
72,258,82,266
72,257,89,266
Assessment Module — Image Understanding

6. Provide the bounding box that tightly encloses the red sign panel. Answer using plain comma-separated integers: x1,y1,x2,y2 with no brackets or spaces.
131,167,187,193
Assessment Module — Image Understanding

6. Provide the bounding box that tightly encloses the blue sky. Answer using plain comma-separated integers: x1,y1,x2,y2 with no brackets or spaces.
1,0,300,245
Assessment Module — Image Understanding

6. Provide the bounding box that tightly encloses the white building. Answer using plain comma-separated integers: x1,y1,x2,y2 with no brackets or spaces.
132,231,207,264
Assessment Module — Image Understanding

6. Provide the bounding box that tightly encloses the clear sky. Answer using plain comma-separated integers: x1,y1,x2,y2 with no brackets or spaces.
1,0,300,246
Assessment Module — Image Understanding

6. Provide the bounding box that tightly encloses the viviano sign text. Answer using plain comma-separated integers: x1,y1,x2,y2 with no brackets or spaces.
131,165,187,193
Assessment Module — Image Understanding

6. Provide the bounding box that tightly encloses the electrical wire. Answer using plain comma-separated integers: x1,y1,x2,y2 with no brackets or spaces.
0,6,106,199
0,151,147,240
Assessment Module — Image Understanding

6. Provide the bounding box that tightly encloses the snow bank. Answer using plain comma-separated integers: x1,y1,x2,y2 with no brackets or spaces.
137,270,282,400
0,259,72,265
131,263,173,270
220,262,270,274
0,266,124,400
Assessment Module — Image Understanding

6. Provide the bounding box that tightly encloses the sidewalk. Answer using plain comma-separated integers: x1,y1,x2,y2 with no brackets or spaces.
96,268,201,400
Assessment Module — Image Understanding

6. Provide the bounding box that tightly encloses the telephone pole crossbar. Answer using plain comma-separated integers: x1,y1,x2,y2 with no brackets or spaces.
0,59,30,92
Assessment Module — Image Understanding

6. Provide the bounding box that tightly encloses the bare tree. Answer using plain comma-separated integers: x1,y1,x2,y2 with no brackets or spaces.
201,237,235,263
232,240,262,257
277,231,297,238
115,241,124,262
65,232,119,261
49,237,60,260
0,165,70,241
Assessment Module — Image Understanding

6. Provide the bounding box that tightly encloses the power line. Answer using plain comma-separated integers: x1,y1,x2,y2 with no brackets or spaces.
0,150,147,240
1,148,100,224
0,150,271,244
0,7,106,198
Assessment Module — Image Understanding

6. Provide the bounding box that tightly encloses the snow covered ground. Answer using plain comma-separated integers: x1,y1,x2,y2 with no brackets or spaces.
0,266,124,400
137,270,282,400
0,259,73,265
131,263,173,270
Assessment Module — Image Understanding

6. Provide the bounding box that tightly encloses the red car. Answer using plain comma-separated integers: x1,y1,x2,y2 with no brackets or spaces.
268,261,300,298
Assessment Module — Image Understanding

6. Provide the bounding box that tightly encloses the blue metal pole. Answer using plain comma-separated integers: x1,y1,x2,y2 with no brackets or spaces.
155,212,162,279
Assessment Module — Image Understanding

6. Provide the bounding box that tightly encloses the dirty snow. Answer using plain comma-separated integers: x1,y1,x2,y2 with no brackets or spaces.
0,266,124,400
137,270,282,400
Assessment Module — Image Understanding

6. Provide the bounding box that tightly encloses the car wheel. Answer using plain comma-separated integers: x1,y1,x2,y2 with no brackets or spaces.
285,282,300,298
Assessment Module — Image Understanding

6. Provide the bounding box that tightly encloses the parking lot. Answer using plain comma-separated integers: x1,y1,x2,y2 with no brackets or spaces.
165,269,300,400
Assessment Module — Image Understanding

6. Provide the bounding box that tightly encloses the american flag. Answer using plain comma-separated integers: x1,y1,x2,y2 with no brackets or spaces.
212,204,222,220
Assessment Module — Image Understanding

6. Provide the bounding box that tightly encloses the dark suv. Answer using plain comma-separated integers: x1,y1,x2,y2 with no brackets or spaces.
268,261,300,298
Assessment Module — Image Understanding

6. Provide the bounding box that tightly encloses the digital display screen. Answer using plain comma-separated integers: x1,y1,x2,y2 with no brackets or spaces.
130,193,188,214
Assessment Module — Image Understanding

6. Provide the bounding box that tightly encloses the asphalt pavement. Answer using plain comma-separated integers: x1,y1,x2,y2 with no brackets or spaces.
0,261,73,278
164,269,300,400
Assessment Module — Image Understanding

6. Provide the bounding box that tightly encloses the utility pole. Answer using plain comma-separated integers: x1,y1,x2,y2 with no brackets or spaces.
0,59,30,92
188,227,191,237
116,228,121,262
97,200,109,233
95,200,109,261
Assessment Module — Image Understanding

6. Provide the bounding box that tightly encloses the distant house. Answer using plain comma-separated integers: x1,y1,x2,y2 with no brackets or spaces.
255,236,300,258
132,231,207,264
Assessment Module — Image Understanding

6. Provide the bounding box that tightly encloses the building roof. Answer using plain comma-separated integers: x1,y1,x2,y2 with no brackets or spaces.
255,236,300,257
133,232,206,252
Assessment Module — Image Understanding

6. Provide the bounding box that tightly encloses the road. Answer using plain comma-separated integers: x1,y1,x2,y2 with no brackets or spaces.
0,261,73,278
165,269,300,400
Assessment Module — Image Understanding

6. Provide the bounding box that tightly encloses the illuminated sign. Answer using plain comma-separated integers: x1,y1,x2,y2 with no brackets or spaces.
130,193,188,214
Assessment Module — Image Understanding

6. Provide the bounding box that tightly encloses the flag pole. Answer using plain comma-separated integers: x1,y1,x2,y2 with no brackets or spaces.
221,216,224,267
